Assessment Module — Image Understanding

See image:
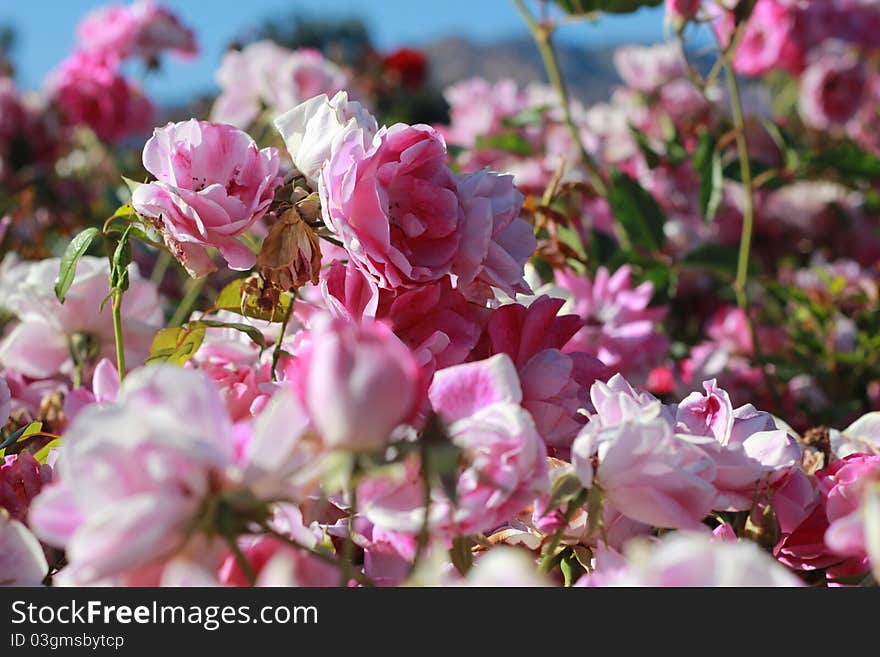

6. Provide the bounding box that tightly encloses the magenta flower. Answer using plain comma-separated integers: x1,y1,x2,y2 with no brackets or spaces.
76,1,197,63
556,265,669,381
46,51,153,144
1,451,52,524
799,46,867,130
821,454,880,570
132,119,282,276
479,295,609,450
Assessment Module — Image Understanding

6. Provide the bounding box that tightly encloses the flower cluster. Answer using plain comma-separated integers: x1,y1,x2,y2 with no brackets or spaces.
2,0,880,589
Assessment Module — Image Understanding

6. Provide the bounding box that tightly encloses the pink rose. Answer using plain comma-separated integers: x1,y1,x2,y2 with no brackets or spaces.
583,532,802,587
821,454,880,566
46,51,153,144
297,315,423,452
1,451,52,523
613,43,688,93
452,169,535,296
76,1,197,62
28,366,313,584
320,123,463,289
799,47,867,129
556,265,669,382
212,43,348,128
132,120,282,276
573,414,718,530
361,354,548,537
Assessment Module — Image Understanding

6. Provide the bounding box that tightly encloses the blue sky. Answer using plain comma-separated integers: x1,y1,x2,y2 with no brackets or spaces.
1,0,668,103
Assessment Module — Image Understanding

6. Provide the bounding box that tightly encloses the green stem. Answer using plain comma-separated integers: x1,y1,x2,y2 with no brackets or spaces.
539,488,588,574
226,534,256,586
150,249,173,287
513,0,607,198
409,444,434,577
271,298,294,382
259,523,374,587
340,477,359,587
724,63,753,312
723,58,782,410
169,277,206,327
111,288,126,383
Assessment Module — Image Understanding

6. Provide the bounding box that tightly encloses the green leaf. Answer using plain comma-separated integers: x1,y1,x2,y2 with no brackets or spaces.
607,168,666,251
121,176,144,197
805,145,880,180
682,244,759,278
694,133,723,223
475,132,534,156
187,319,267,350
543,473,584,516
215,278,293,323
0,421,43,454
552,0,662,14
110,225,133,292
501,105,550,128
450,536,473,576
34,438,61,464
107,203,134,221
629,125,661,169
146,325,207,366
55,227,101,303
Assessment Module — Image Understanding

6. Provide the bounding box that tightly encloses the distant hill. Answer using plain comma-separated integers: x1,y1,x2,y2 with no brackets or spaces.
424,36,624,104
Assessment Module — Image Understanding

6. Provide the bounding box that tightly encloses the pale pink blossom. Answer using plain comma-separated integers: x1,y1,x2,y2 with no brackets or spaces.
28,366,313,584
212,42,348,128
583,532,802,586
0,511,48,586
821,454,880,569
131,120,282,276
572,406,717,530
361,354,548,537
613,43,687,93
0,256,161,380
0,375,9,425
274,91,377,186
452,169,534,297
296,315,422,452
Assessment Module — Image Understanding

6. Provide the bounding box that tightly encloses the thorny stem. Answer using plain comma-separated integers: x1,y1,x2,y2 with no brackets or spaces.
513,0,607,198
722,34,783,409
